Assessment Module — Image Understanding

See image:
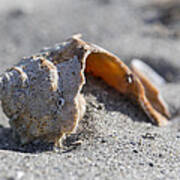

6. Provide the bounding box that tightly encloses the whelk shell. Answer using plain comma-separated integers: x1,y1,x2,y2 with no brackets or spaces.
0,35,170,147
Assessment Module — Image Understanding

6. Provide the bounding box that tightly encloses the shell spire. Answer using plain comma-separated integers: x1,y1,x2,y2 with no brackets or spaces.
0,36,90,146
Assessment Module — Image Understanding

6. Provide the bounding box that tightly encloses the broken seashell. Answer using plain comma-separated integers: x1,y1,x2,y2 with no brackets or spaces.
0,35,170,146
130,59,170,119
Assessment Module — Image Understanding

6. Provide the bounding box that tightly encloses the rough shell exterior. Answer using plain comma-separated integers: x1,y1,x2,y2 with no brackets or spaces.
0,37,89,145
